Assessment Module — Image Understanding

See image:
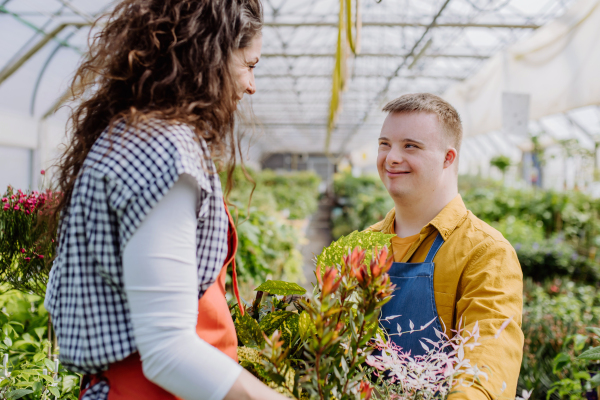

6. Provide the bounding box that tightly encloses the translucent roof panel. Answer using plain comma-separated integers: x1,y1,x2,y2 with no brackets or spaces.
0,0,579,158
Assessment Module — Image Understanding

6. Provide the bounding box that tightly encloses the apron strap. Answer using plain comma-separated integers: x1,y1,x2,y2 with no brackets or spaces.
424,232,445,263
223,202,245,316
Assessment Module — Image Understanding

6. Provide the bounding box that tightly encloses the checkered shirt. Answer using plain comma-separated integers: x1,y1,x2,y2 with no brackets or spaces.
44,119,229,377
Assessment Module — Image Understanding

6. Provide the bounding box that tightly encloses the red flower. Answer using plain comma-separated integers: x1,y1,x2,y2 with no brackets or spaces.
40,170,45,175
38,255,44,259
550,285,559,293
20,248,26,253
24,257,31,262
359,381,373,400
351,262,371,288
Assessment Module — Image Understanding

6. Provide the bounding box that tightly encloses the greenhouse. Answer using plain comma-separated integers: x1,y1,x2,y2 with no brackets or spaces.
1,0,600,399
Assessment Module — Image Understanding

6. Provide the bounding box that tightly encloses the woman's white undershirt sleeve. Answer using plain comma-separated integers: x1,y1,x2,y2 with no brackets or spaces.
123,174,242,400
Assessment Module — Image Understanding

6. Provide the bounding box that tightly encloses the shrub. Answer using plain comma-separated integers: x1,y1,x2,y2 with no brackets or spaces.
330,173,393,239
492,217,600,283
0,185,60,296
231,205,304,299
519,278,600,399
224,167,321,220
0,287,80,400
462,186,600,252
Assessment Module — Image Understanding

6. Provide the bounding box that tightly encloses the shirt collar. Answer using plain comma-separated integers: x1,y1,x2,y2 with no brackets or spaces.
425,194,468,241
371,194,467,241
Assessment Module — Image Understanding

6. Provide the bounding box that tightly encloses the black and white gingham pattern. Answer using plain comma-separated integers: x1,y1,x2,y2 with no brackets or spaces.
44,119,229,376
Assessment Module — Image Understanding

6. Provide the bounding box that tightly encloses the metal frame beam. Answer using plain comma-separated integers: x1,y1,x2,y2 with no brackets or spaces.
256,73,464,80
0,21,88,85
264,21,540,29
261,52,489,59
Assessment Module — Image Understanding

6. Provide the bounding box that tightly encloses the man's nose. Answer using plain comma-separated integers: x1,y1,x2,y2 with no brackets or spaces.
386,146,403,165
246,73,256,95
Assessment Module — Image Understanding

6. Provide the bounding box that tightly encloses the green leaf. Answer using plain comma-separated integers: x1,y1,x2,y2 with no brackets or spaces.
44,358,55,372
234,314,265,349
3,323,14,336
48,386,60,398
6,389,34,400
259,310,294,336
578,346,600,360
316,230,395,271
589,373,600,386
32,381,43,394
3,336,12,347
298,311,316,341
552,353,571,372
61,375,79,395
574,371,591,380
279,313,300,347
586,327,600,338
33,352,46,362
254,280,306,296
34,327,46,341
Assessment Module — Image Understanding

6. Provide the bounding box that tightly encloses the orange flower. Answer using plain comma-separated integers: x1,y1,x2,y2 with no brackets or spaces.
321,267,341,297
342,247,366,273
370,247,393,279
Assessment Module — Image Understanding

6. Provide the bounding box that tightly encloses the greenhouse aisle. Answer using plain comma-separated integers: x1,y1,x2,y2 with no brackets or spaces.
300,196,334,289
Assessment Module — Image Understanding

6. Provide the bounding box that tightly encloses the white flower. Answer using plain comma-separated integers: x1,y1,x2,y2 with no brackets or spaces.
464,364,489,382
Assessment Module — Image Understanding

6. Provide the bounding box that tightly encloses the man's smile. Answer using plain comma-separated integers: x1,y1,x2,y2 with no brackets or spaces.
386,169,411,177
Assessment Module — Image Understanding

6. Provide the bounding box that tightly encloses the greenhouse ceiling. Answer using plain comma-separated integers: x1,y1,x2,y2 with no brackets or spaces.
0,0,584,158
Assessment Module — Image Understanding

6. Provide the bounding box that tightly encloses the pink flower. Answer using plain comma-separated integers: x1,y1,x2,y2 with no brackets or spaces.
1,197,7,202
20,248,26,253
13,205,19,210
38,255,44,259
40,169,45,175
24,257,31,262
2,204,8,211
550,285,559,293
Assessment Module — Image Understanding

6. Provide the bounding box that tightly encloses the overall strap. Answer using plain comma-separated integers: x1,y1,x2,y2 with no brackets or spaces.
424,232,445,263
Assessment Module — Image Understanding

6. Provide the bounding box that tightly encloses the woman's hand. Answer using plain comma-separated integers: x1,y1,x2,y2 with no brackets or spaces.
224,369,290,400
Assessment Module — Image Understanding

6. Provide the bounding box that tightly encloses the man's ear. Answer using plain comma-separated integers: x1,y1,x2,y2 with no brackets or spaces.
443,148,457,169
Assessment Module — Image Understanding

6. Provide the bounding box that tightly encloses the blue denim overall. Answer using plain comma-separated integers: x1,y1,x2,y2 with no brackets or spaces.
379,233,445,357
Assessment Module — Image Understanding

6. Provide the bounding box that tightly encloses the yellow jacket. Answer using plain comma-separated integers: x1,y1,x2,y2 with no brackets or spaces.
368,194,524,399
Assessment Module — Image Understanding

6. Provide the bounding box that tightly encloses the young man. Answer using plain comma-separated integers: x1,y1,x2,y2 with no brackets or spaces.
368,93,523,399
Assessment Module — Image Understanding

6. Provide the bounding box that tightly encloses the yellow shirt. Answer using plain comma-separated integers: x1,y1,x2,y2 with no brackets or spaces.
368,194,524,400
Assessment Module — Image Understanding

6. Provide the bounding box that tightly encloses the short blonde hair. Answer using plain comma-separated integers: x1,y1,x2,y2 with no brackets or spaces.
382,93,462,151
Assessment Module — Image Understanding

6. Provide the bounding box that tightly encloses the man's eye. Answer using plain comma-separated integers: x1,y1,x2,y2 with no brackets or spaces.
405,144,418,149
379,142,389,147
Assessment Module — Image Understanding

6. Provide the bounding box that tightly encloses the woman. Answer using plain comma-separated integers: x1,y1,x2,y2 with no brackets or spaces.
45,1,287,399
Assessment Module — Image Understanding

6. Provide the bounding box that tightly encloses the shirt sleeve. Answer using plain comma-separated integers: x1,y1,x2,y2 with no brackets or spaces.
122,174,242,400
448,239,524,400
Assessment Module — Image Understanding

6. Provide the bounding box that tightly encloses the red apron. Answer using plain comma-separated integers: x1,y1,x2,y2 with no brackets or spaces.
80,203,244,399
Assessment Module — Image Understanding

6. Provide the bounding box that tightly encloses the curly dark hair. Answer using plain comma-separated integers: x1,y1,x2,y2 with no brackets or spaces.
51,0,263,229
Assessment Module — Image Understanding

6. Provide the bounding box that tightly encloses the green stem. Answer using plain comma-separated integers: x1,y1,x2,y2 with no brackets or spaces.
341,304,370,396
315,348,325,400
